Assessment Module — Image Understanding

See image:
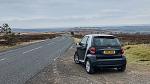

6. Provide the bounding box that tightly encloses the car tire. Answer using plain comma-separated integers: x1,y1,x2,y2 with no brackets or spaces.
74,52,80,64
85,59,95,74
117,65,126,72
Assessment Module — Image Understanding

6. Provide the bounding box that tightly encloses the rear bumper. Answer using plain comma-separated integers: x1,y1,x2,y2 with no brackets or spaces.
95,58,126,68
87,55,127,68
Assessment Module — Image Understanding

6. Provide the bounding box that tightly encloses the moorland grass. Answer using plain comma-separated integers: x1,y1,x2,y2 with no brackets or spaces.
124,44,150,65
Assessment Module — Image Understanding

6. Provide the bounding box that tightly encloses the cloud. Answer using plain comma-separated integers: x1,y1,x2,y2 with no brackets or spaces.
0,0,150,28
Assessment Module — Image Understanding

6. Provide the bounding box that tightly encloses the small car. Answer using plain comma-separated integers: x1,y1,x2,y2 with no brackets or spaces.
74,34,127,74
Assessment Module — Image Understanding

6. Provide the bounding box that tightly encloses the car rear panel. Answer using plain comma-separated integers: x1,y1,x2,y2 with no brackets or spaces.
95,46,123,59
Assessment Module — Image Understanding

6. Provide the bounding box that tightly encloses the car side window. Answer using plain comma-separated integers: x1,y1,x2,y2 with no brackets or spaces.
80,36,88,45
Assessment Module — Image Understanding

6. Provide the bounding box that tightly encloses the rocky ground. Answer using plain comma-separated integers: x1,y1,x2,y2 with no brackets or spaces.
26,46,150,84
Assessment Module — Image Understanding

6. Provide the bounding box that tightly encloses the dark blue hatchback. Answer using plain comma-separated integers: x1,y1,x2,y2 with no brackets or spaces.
74,34,127,74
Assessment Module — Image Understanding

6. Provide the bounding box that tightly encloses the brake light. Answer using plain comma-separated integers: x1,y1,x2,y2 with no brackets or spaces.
89,47,96,54
121,48,124,54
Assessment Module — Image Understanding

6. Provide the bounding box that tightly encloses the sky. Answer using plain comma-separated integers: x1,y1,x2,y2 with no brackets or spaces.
0,0,150,28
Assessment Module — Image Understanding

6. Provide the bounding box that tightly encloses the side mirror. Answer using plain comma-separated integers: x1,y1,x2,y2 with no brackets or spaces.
79,42,82,45
76,42,83,45
76,43,79,45
77,42,87,47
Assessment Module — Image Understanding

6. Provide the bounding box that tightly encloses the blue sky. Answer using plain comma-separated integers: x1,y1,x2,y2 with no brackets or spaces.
0,0,150,28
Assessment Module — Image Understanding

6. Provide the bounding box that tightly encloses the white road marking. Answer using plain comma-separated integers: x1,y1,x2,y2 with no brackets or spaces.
0,40,48,56
22,46,43,54
47,43,53,45
47,42,56,45
47,43,51,45
0,58,6,61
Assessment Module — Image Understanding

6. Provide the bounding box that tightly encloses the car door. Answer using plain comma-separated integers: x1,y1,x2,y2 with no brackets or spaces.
77,36,89,60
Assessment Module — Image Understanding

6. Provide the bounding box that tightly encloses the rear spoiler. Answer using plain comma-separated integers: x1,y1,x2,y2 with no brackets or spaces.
93,36,117,39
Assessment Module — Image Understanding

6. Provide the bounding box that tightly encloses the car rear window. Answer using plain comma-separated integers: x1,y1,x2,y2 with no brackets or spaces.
93,36,121,46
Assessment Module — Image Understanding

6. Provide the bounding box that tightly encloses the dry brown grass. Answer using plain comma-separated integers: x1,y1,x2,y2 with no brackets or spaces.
73,38,81,43
0,40,45,52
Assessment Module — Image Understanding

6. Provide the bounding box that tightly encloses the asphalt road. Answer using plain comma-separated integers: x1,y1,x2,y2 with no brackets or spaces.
0,36,73,84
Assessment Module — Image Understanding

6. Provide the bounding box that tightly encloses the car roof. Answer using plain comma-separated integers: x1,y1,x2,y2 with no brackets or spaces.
85,34,114,37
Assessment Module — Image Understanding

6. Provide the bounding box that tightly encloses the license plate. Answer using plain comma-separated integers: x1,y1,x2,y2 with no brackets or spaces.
103,50,115,54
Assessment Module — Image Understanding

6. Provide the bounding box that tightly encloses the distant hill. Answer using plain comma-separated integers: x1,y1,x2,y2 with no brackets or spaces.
71,25,150,34
12,28,68,32
12,25,150,34
102,26,150,33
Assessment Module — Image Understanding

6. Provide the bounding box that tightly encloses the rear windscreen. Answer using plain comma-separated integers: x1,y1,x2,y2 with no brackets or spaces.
93,36,121,46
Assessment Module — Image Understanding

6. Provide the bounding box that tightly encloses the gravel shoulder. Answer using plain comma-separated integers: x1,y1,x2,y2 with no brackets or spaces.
26,46,150,84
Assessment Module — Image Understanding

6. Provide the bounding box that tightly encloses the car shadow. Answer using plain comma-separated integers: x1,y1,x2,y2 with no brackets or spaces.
95,68,124,74
79,64,125,74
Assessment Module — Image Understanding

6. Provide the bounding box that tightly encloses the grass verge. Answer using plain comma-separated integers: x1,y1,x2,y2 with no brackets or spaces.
124,44,150,65
73,38,81,43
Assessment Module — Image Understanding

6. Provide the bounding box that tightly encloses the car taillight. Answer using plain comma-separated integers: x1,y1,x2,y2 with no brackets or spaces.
89,47,96,54
121,48,124,55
